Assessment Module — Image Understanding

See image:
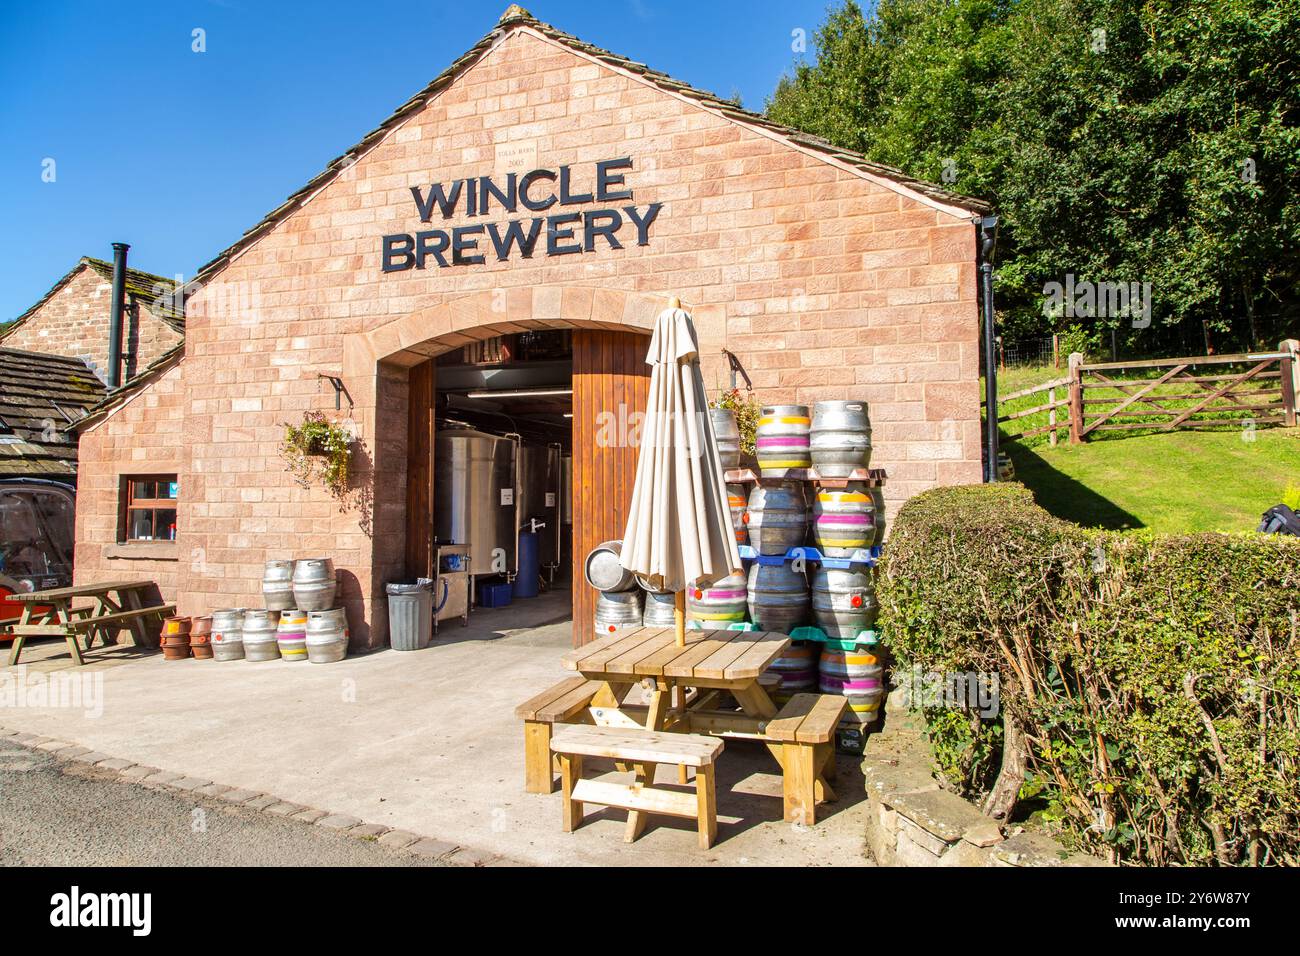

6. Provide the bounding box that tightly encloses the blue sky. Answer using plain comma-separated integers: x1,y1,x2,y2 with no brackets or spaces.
0,0,835,321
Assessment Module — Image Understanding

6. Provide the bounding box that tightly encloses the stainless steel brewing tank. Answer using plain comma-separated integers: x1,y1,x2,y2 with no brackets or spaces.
517,442,560,568
434,429,517,576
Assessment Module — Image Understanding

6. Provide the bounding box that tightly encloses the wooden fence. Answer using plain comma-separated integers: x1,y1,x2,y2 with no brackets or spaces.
986,347,1299,445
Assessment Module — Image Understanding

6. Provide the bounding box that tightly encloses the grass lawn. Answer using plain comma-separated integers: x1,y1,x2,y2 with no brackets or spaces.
985,363,1300,532
1004,427,1300,532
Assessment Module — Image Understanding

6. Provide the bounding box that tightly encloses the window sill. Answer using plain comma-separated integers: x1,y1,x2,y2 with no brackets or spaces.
105,541,179,561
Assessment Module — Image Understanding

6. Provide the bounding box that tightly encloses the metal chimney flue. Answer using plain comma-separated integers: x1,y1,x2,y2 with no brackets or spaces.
107,242,129,389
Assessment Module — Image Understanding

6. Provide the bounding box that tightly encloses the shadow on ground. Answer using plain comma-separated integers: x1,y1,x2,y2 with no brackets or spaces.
1004,441,1144,530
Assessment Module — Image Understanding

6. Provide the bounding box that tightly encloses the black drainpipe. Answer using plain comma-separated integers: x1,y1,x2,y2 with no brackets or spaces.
107,242,129,389
977,216,999,482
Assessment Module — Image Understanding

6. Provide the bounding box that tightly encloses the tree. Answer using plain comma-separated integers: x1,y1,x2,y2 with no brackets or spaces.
767,0,1300,354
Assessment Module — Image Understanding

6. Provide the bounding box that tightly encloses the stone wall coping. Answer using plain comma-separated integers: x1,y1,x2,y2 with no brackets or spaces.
861,696,1111,867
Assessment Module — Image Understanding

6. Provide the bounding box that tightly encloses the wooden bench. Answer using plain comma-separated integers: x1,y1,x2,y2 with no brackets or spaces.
764,692,848,825
515,677,606,794
6,603,175,667
550,724,724,849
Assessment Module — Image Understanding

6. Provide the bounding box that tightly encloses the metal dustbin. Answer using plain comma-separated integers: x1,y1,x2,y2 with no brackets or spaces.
386,581,433,651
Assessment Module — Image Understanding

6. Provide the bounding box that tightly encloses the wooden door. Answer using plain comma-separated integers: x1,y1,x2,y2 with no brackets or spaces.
571,329,651,646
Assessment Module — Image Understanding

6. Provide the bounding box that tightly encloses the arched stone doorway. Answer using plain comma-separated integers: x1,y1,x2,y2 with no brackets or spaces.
344,286,722,646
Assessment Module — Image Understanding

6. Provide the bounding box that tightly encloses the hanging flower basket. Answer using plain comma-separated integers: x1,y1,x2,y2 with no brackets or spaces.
280,412,353,498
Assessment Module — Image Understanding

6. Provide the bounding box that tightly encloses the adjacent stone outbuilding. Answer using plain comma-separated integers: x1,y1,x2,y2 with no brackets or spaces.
2,256,184,385
71,7,990,647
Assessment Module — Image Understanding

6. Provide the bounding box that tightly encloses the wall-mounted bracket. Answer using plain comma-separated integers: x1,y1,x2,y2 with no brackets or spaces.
721,348,753,392
317,374,353,412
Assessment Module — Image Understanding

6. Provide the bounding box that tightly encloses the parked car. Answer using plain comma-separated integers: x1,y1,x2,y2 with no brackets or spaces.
0,478,76,630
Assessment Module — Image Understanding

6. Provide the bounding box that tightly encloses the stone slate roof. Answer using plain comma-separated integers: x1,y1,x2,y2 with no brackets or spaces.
0,348,107,477
81,257,186,330
193,4,990,285
1,256,185,341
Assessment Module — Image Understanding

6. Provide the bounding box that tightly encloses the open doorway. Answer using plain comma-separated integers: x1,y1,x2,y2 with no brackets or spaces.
404,324,651,646
432,330,574,631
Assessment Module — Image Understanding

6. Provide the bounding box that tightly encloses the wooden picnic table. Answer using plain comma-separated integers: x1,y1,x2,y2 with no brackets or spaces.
561,625,790,733
555,625,841,825
4,580,173,667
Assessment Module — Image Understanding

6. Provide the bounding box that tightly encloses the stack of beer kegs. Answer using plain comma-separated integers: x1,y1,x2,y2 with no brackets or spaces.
585,540,643,636
686,571,748,629
818,641,884,727
766,641,819,705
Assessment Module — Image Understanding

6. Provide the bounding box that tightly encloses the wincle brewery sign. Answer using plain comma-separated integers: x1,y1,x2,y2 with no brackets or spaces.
382,157,662,271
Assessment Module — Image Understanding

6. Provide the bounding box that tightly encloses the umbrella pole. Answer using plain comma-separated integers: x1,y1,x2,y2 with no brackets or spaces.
670,296,684,647
674,590,686,647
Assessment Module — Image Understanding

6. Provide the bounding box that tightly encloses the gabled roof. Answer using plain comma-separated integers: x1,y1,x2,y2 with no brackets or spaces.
193,4,990,285
1,256,185,342
0,348,107,477
81,257,186,330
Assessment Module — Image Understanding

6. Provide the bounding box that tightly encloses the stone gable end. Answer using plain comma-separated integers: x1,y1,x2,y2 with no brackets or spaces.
77,24,982,644
3,265,182,381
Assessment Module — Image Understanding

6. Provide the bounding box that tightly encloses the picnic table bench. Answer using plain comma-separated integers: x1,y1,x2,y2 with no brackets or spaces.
520,625,851,831
551,724,724,849
4,580,173,667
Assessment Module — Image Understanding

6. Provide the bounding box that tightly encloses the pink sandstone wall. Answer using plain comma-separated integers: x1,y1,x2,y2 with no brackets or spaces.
73,26,981,646
3,265,183,381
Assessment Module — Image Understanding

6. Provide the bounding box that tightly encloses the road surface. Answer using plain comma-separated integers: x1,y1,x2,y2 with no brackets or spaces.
0,739,437,866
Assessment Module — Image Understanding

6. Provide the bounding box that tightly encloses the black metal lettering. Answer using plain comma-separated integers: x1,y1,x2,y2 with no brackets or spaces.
382,234,416,272
410,181,463,220
452,225,486,265
596,158,633,201
415,230,449,268
519,169,558,211
623,202,663,246
583,209,624,252
546,213,582,256
486,218,544,260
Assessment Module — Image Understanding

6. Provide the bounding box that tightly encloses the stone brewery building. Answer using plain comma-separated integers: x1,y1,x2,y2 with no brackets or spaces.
70,7,991,646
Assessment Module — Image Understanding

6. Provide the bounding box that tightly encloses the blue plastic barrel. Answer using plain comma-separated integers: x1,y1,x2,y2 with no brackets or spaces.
514,531,540,598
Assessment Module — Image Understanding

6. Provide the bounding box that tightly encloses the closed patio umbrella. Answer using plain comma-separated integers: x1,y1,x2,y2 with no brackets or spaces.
620,298,743,645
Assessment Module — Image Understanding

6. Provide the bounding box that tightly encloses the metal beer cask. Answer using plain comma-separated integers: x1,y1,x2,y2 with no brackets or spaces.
642,589,678,627
765,641,818,703
292,558,337,612
871,487,887,546
687,571,748,629
242,609,280,661
725,483,749,547
810,401,872,477
306,607,348,663
745,481,807,555
211,608,246,662
160,616,191,661
817,644,881,681
262,560,296,611
594,589,643,636
811,566,878,638
191,615,214,660
755,405,811,477
810,483,876,556
709,406,741,470
818,669,885,725
584,540,636,592
746,562,809,633
276,608,309,661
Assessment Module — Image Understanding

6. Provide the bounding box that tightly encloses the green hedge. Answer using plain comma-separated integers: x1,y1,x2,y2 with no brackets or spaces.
878,483,1300,866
